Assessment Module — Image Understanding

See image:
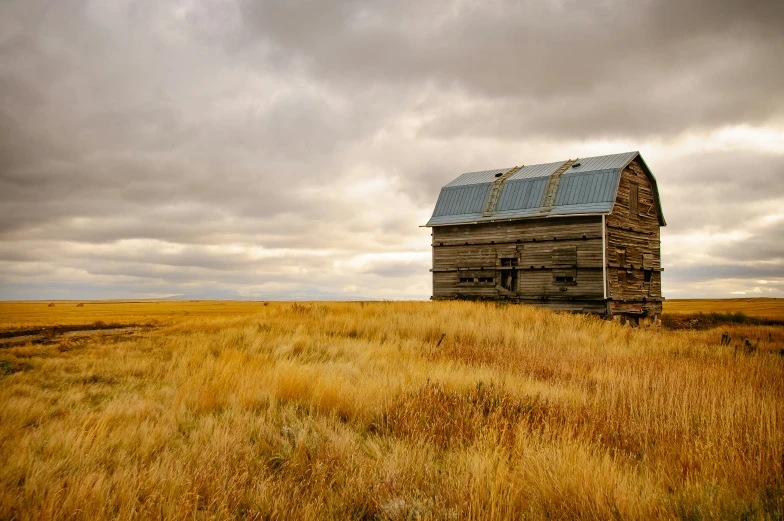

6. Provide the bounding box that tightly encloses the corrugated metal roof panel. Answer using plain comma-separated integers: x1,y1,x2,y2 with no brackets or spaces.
426,213,485,226
496,178,547,211
431,184,490,218
445,168,511,187
548,202,615,216
554,169,620,206
507,161,565,180
491,207,544,220
567,152,637,174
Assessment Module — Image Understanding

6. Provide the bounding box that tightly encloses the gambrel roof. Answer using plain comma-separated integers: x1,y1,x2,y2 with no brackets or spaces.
425,151,665,227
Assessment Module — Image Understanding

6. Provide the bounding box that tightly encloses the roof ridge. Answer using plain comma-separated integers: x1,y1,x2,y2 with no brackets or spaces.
457,151,639,177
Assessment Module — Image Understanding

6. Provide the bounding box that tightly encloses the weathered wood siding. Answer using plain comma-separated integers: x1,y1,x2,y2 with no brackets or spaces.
606,158,663,315
431,216,605,307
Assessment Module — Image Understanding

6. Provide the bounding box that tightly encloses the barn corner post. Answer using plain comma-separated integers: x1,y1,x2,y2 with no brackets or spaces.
602,214,610,317
425,152,665,324
430,229,435,300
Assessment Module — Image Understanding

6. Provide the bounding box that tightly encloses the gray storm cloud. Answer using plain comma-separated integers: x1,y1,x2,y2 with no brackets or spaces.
1,0,783,299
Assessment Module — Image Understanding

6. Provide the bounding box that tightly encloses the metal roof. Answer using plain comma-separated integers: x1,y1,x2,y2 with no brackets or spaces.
566,152,638,174
507,161,569,180
430,184,491,218
425,152,665,227
444,168,512,187
496,177,548,211
554,169,620,206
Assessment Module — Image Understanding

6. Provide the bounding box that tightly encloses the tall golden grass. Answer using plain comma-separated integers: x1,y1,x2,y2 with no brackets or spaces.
1,301,782,520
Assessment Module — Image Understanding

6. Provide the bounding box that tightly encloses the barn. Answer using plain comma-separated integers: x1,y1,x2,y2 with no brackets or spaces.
425,151,665,325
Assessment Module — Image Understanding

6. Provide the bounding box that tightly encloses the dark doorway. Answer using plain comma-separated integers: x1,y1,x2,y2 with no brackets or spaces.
499,257,518,293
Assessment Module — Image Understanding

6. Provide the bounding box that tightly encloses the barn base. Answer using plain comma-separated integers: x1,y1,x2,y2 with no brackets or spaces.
610,314,661,328
608,299,663,327
432,296,608,315
431,296,662,326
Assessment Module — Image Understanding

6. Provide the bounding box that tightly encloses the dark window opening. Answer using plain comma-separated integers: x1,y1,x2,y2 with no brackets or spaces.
478,277,493,283
644,270,652,283
501,271,518,291
555,276,575,283
500,257,518,267
458,277,473,283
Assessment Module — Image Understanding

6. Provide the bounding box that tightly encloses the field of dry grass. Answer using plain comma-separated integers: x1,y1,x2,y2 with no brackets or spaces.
665,298,784,320
1,300,783,520
0,300,268,329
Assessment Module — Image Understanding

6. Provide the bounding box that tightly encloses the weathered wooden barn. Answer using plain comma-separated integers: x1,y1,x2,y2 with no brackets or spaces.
425,151,665,324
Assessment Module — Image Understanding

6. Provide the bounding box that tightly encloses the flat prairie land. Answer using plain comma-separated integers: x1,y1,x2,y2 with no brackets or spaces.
665,298,784,320
0,300,268,329
0,301,782,520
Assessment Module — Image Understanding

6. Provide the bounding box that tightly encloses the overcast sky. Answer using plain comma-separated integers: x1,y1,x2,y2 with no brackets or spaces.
2,0,783,300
